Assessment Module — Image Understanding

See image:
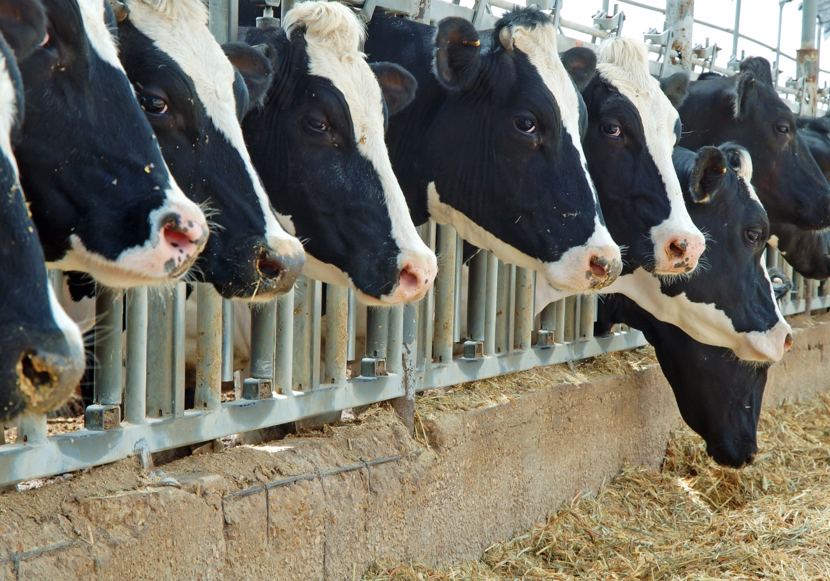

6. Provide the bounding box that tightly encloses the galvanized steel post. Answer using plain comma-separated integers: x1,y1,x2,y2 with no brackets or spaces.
798,0,819,117
494,261,510,354
484,251,498,356
324,285,349,385
731,0,741,60
292,276,322,392
774,1,793,86
16,414,47,445
392,302,419,434
513,267,533,351
387,305,404,375
146,290,174,418
243,300,277,400
194,284,223,410
172,283,187,417
362,307,389,376
417,222,436,368
86,288,123,431
665,0,694,72
274,290,295,396
124,287,148,424
221,299,234,389
433,224,457,364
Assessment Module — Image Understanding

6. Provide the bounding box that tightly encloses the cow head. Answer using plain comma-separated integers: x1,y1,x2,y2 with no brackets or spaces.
231,3,436,306
680,57,830,230
567,39,705,277
364,9,621,293
110,0,304,300
619,144,791,362
3,0,209,288
0,17,84,421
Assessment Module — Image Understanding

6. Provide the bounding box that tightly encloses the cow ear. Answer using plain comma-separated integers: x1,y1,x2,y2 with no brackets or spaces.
767,266,793,301
688,146,727,203
222,41,277,116
0,0,47,60
731,58,774,119
739,57,774,86
560,47,597,92
659,72,689,109
370,62,418,116
433,17,481,91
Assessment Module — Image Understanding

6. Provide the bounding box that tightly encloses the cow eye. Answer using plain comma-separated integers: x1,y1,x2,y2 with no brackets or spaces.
514,117,536,135
305,117,330,134
744,227,763,245
775,124,790,136
602,123,621,138
138,94,168,116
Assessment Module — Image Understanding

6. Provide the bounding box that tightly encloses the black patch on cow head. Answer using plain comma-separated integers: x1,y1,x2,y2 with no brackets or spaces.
432,17,481,91
118,19,294,300
8,0,175,265
686,145,727,203
679,58,830,230
659,71,689,108
0,0,47,59
223,41,273,115
238,24,407,301
666,143,779,336
600,295,765,469
370,62,418,116
560,46,596,92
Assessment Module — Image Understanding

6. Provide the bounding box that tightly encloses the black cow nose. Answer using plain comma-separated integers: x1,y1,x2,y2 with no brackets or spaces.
745,452,756,465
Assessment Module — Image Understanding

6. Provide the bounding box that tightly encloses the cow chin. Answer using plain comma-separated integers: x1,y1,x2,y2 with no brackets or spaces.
731,321,793,363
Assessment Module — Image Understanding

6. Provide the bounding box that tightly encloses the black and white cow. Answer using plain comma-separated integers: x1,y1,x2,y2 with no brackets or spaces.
229,2,437,305
5,0,209,288
111,0,305,299
595,268,793,468
0,7,84,422
362,9,623,293
679,58,830,230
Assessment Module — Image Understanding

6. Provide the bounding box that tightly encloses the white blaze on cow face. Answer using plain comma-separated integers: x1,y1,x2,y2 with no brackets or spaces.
49,0,209,288
121,0,305,271
283,2,437,305
446,21,621,293
596,38,705,275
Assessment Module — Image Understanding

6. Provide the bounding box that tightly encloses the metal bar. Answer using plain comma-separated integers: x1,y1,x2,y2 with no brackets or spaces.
124,287,148,424
579,294,596,340
484,251,498,356
453,233,462,343
467,250,487,341
347,290,356,361
93,288,123,406
274,290,295,396
387,305,404,375
365,308,389,359
146,290,174,418
731,0,741,59
208,0,231,44
665,0,694,72
514,267,533,351
494,260,509,355
221,299,234,384
16,415,47,445
563,295,577,343
172,283,186,417
194,284,222,411
433,224,457,364
250,301,277,381
417,222,436,368
324,285,349,385
616,0,664,13
555,299,566,344
292,276,317,392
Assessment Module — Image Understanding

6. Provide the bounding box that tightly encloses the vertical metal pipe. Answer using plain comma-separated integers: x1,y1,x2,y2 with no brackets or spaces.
433,224,457,364
221,299,234,384
467,250,487,341
365,308,389,359
774,1,789,86
124,287,148,424
513,267,533,351
228,0,239,41
494,260,509,354
563,295,577,343
484,251,498,356
172,282,186,417
17,415,47,445
250,300,277,382
507,265,516,353
392,302,419,433
194,284,223,410
554,299,566,344
347,290,356,361
146,290,173,418
208,0,231,43
292,276,321,391
417,222,436,368
324,285,349,385
665,0,694,72
732,0,741,59
540,303,556,332
799,0,819,116
579,294,596,340
453,234,462,342
387,305,404,374
94,288,123,406
275,289,294,396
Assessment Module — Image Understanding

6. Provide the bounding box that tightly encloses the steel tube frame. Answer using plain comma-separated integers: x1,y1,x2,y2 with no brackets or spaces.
195,284,223,410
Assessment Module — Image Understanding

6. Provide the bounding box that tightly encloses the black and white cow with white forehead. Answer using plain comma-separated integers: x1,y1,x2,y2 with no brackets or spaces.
0,6,85,421
230,2,437,305
362,9,622,293
111,0,305,300
4,0,208,288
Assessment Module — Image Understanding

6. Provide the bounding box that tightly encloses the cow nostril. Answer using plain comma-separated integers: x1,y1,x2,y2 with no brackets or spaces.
745,452,756,465
589,256,609,279
668,240,687,260
163,225,192,251
399,266,419,291
20,351,57,391
257,258,282,280
784,333,793,352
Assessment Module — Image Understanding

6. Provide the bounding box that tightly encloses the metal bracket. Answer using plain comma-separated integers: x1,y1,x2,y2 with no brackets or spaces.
462,340,483,359
360,357,387,378
644,27,675,77
536,330,556,347
252,0,280,28
693,39,720,71
592,7,624,38
242,378,273,400
84,404,121,431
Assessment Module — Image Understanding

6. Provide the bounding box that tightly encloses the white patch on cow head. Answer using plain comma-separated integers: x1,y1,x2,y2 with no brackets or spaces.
283,2,437,300
596,38,706,274
428,183,620,293
728,146,763,206
120,0,304,264
508,21,601,211
611,268,792,362
78,0,125,70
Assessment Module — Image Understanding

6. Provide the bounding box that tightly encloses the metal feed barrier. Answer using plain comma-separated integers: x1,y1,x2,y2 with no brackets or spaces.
1,0,827,488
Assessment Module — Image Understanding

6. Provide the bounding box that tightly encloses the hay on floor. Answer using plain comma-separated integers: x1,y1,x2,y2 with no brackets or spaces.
364,392,830,581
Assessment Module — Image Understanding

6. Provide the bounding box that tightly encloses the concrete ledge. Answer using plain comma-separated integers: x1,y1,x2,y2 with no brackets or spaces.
1,314,829,580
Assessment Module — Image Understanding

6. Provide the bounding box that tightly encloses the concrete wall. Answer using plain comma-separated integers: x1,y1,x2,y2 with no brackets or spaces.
1,314,829,580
